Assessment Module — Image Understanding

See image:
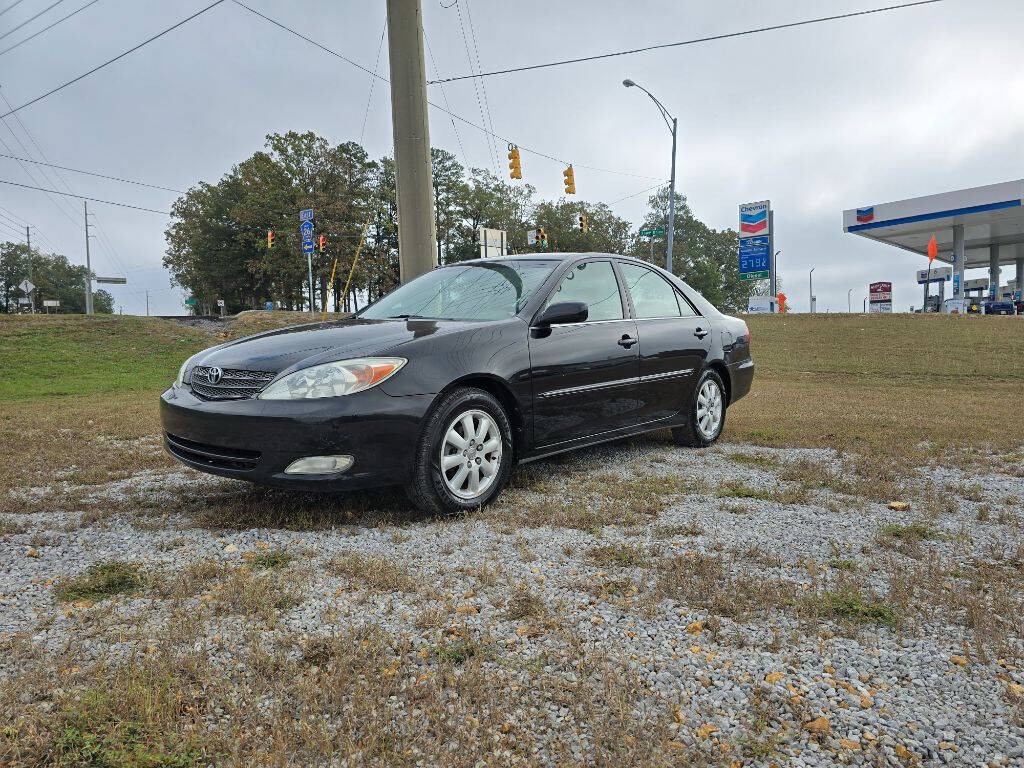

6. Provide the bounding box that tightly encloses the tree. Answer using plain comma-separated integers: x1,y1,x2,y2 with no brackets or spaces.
630,187,753,312
533,199,631,255
431,148,468,266
0,241,112,313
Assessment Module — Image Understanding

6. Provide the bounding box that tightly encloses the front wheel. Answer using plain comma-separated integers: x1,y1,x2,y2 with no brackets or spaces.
406,387,514,516
671,369,726,448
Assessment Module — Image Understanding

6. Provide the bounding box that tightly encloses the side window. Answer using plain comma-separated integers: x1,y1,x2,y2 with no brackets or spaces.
545,261,623,321
620,263,682,319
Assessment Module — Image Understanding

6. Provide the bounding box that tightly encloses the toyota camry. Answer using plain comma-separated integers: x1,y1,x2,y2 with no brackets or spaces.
161,253,754,515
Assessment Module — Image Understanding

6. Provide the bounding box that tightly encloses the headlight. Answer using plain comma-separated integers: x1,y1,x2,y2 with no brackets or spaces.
259,357,406,400
174,354,199,387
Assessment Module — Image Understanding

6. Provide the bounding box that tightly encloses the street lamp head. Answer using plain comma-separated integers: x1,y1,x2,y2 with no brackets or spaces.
622,79,636,88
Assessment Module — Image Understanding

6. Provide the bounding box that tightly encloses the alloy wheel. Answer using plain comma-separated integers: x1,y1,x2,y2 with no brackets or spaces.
439,408,503,500
696,379,723,439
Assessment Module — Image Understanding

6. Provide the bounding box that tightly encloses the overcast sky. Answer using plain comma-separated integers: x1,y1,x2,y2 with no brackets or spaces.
1,0,1021,314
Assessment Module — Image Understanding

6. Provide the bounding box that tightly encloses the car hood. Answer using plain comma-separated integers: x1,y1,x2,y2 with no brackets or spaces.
191,317,476,375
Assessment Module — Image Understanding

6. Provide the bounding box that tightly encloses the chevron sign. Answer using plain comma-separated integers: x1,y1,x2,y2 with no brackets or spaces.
739,200,771,239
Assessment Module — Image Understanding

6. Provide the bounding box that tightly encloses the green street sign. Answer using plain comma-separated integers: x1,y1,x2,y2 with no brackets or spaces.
185,297,197,306
739,270,770,281
639,228,666,237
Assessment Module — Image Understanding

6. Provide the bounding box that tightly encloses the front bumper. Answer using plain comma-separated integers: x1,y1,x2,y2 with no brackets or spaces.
159,385,435,490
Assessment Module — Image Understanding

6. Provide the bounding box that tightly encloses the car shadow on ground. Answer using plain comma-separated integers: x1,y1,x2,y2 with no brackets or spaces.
186,429,680,532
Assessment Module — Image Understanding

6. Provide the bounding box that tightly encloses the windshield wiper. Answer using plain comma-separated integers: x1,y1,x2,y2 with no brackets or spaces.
386,314,428,320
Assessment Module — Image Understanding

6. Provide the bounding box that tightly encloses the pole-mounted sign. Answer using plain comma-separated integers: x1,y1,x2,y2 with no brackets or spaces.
738,201,772,282
300,209,315,315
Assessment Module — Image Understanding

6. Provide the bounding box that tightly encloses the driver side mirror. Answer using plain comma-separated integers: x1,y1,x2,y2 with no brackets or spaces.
535,301,588,327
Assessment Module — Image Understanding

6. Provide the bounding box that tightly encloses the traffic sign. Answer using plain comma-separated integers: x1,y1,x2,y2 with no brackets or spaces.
43,299,60,307
19,279,34,294
185,297,196,306
299,209,314,222
639,228,666,237
95,276,127,284
302,240,314,254
300,220,314,242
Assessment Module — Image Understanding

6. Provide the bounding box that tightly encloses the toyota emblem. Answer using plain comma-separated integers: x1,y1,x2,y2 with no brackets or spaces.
207,366,223,385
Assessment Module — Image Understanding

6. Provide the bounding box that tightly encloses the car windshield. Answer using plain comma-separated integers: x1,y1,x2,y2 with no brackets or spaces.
359,261,556,322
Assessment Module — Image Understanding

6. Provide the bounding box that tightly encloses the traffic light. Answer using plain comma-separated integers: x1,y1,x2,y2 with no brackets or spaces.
267,230,275,249
507,144,522,180
318,234,326,253
579,212,588,233
537,227,548,249
563,165,576,195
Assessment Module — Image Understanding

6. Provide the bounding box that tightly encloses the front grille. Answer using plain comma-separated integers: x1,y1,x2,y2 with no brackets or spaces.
165,433,261,471
190,366,276,400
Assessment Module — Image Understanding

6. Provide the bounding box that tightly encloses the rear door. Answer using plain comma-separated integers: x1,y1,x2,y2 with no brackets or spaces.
618,261,711,424
529,259,641,447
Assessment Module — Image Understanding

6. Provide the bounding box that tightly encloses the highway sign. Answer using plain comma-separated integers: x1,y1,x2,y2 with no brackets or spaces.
299,209,314,222
43,299,60,307
300,220,314,242
639,228,666,237
302,240,314,254
95,276,127,284
19,279,34,294
185,297,196,306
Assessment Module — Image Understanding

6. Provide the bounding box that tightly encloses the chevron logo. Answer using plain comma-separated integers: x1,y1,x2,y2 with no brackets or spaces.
856,206,874,223
740,208,768,234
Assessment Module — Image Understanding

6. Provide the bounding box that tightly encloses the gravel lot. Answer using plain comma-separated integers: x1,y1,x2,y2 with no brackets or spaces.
2,436,1023,766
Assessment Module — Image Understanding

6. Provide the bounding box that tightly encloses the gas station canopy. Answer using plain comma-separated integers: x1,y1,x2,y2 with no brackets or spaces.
843,180,1024,267
843,180,1024,307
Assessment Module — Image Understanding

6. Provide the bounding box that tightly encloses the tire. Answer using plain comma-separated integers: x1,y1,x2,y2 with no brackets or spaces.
405,387,514,516
671,368,727,448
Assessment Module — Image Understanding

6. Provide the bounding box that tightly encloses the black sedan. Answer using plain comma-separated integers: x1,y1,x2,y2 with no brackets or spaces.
161,253,754,515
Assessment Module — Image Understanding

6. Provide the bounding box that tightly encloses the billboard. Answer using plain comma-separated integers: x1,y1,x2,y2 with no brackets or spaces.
869,280,892,313
738,201,771,281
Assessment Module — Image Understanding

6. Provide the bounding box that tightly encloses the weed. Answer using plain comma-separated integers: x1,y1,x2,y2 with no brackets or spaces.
54,561,142,603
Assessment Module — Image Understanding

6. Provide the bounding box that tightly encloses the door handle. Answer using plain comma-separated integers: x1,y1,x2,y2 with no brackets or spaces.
694,328,709,339
618,334,638,348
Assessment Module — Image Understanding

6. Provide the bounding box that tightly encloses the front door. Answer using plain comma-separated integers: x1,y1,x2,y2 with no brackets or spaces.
529,259,641,447
618,261,711,424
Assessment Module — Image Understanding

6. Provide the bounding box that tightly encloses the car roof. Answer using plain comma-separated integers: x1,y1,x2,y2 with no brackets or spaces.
458,252,639,265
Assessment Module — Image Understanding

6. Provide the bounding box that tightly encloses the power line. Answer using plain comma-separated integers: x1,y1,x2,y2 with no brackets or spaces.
0,0,29,18
0,0,102,58
606,181,669,206
0,0,69,43
358,23,386,146
0,179,170,214
451,0,498,173
231,0,659,181
423,32,471,171
0,150,184,192
0,0,227,119
428,0,946,83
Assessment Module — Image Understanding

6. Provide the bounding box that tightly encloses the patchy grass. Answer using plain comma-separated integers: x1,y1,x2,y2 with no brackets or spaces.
876,520,938,558
327,551,419,593
587,542,650,568
250,548,294,570
53,561,142,603
715,480,810,505
815,588,900,628
727,451,780,470
503,584,547,621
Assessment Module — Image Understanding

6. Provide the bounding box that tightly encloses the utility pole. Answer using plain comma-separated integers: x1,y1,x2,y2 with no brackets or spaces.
386,0,437,284
25,225,34,313
83,201,94,315
145,289,150,317
809,267,815,314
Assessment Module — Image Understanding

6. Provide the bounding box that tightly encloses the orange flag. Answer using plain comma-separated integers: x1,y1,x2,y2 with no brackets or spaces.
927,236,937,264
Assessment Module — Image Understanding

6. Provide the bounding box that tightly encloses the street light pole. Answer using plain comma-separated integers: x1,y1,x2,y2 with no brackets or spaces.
624,78,678,274
848,288,852,313
809,267,815,314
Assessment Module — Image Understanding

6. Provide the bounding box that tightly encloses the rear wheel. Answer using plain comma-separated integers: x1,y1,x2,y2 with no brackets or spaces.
406,387,513,516
671,369,726,448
